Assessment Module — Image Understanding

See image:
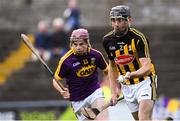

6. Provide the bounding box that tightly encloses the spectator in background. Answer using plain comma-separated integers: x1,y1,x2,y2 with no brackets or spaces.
32,20,51,61
51,17,68,58
63,0,81,33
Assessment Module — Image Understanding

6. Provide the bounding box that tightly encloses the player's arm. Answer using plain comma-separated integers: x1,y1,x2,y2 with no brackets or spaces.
127,57,152,79
53,79,63,92
109,60,119,105
53,59,70,99
95,50,109,81
126,36,152,79
53,79,70,99
101,65,108,81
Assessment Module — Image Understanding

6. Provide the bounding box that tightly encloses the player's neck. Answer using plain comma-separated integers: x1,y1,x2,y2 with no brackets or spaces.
114,28,129,37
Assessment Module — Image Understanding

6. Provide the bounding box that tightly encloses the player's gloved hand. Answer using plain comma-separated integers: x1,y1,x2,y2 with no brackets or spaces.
60,88,70,99
117,72,131,84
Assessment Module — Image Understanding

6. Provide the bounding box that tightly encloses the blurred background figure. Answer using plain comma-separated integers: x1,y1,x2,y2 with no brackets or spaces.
32,20,51,61
63,0,81,33
51,17,68,58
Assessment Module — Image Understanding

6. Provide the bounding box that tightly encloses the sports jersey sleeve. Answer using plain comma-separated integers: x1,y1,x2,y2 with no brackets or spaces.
102,37,115,60
96,51,108,72
137,37,151,58
54,58,70,81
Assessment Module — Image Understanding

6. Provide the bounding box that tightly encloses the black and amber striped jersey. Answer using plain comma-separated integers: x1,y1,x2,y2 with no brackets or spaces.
103,27,156,85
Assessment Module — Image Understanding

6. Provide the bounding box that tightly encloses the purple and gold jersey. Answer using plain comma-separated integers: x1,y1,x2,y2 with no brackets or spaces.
54,48,108,101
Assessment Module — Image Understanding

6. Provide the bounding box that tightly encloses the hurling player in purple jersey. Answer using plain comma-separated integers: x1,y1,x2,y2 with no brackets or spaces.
52,28,109,120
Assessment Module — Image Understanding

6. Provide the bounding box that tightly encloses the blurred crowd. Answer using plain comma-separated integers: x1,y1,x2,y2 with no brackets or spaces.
152,95,180,120
32,0,81,61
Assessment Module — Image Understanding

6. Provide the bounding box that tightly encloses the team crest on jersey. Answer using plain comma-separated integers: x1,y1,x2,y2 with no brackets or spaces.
91,57,95,64
114,54,135,65
76,65,96,77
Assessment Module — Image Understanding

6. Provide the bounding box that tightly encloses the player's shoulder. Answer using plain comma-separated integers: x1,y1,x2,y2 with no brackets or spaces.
59,49,74,63
130,27,149,44
90,48,102,54
90,48,103,57
102,30,114,45
129,27,146,38
103,30,114,39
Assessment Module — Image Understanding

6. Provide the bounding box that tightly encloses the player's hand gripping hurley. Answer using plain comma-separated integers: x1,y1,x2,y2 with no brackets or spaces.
80,96,124,120
21,34,65,91
117,72,131,84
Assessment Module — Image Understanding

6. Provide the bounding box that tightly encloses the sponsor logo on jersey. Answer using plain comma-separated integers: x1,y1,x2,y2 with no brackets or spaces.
117,42,125,45
73,62,80,67
76,65,96,77
114,54,135,65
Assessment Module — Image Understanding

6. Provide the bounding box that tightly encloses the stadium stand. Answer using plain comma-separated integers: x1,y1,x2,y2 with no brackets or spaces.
0,51,62,101
0,30,22,62
0,34,33,85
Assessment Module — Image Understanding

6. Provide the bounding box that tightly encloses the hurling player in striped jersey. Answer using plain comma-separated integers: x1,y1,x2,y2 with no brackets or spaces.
102,5,157,120
53,28,109,120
